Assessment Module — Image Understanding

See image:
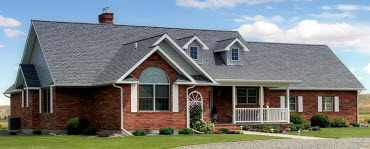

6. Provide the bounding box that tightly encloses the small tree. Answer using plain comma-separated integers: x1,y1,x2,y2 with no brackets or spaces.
4,116,6,120
190,105,202,126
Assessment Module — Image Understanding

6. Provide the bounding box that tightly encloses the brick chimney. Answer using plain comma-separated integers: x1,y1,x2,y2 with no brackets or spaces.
99,7,114,24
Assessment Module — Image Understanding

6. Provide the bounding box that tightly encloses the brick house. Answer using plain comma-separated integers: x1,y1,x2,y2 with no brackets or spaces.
4,10,365,135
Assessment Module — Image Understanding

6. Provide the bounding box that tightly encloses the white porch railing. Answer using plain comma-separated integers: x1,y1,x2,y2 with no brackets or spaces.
235,108,289,123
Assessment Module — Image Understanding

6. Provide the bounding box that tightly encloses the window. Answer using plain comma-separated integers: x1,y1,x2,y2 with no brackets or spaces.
289,97,297,111
237,88,257,104
323,97,333,111
190,46,198,60
231,48,239,61
43,89,51,113
139,67,170,111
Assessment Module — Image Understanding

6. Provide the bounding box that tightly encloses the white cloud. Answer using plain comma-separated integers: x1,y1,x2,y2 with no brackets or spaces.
321,6,332,10
266,6,273,9
176,0,282,8
4,29,27,37
0,44,3,48
365,6,370,11
362,63,370,75
0,15,21,27
337,5,359,11
0,90,10,106
234,15,284,23
289,16,299,22
321,5,370,11
235,20,370,54
310,12,354,18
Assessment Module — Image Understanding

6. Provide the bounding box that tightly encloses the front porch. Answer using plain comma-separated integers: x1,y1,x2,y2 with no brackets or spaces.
210,85,293,125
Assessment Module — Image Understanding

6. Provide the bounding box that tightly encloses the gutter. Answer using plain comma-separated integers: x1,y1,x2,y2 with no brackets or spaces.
357,90,361,123
113,83,133,136
3,94,10,98
215,79,302,84
186,84,196,128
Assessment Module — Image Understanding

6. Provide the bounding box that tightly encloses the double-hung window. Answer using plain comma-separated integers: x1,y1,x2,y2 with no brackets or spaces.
190,46,198,60
139,67,170,111
237,88,257,104
289,97,297,111
323,97,333,111
43,89,51,113
231,48,239,61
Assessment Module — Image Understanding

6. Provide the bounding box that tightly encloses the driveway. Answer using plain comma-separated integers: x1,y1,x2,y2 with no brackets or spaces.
178,137,370,149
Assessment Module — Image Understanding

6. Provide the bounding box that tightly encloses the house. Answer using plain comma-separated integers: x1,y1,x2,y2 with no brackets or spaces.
3,10,365,135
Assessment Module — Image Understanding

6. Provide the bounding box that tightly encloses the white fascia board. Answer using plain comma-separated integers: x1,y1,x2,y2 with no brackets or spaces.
3,89,22,94
215,79,302,84
14,68,21,90
182,36,209,50
152,34,218,84
270,87,367,91
19,67,28,88
20,24,34,64
225,38,249,51
24,87,40,90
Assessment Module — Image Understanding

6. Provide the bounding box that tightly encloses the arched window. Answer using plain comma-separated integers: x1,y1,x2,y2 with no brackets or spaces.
139,67,170,111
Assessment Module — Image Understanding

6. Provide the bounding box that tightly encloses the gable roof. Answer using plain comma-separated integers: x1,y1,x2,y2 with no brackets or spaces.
20,64,41,87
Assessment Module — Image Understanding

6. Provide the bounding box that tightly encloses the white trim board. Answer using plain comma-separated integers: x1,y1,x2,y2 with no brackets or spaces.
270,87,366,91
214,38,249,52
182,36,209,50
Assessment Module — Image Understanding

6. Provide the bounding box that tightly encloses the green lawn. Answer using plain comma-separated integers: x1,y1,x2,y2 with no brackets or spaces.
284,127,370,138
0,134,284,149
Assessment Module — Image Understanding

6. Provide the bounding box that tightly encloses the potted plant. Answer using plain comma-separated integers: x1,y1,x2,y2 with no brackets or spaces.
211,106,218,123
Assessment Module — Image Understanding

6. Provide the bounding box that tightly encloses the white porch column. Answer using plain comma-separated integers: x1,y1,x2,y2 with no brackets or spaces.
232,86,236,124
286,86,290,123
260,86,264,123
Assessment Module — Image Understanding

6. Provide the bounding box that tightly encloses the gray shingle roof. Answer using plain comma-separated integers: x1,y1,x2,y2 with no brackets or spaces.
30,20,364,89
20,64,41,87
214,38,237,51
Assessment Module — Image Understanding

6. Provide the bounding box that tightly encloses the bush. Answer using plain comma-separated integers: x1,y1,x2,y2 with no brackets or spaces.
264,126,271,130
219,128,229,133
289,125,297,131
331,117,349,127
350,122,360,127
190,106,202,127
311,114,331,128
159,128,174,135
132,129,147,136
278,124,289,130
302,119,311,126
273,129,280,133
67,117,91,135
33,130,42,135
294,124,305,130
193,120,214,132
82,126,98,135
242,125,250,130
367,119,370,124
290,113,303,124
178,128,194,135
97,130,111,137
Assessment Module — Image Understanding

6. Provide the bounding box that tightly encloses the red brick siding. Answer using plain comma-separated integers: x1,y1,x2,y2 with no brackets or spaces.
269,90,358,122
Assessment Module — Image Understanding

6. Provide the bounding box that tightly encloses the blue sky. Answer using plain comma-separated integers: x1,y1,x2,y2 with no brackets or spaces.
0,0,369,105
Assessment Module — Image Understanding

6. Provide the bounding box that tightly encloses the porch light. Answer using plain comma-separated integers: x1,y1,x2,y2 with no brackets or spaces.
271,128,274,133
240,126,243,130
298,130,301,136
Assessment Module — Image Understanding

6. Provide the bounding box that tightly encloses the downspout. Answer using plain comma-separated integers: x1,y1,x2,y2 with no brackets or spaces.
186,84,196,128
113,83,133,136
357,90,361,123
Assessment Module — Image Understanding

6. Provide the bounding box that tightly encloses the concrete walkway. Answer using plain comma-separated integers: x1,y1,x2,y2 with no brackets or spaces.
241,130,326,139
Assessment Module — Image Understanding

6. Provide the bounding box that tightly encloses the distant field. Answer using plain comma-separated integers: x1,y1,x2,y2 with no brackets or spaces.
0,105,10,119
359,94,370,124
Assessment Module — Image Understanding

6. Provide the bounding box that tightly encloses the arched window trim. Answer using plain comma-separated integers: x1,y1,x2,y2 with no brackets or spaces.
139,67,171,112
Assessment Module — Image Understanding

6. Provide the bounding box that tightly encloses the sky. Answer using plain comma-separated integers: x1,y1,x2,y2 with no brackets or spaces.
0,0,369,105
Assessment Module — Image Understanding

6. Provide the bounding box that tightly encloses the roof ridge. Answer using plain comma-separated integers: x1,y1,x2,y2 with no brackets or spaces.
246,41,328,46
177,35,196,40
122,34,165,45
31,20,239,33
217,37,238,42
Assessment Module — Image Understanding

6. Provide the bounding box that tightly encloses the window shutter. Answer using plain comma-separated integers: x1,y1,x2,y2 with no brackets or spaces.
298,96,303,112
39,89,42,113
172,84,179,112
26,90,29,107
318,96,322,112
335,96,339,112
280,96,285,108
22,90,24,107
131,84,138,112
50,87,53,113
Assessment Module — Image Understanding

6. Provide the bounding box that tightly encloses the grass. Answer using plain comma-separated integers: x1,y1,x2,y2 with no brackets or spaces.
284,127,370,138
0,119,8,129
0,134,284,149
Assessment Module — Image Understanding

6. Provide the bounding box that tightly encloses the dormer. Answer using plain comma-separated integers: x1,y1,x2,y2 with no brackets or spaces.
214,38,249,65
177,36,209,64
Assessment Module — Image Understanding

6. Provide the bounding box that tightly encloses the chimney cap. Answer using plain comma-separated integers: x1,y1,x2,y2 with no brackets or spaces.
103,7,110,13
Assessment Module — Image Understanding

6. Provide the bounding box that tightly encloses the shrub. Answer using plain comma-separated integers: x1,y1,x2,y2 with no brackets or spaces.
350,122,360,127
219,128,229,133
289,125,297,131
178,128,194,135
290,113,303,124
159,128,174,135
97,130,111,137
67,117,91,135
242,125,250,130
331,117,349,127
193,120,214,132
213,130,222,134
302,119,311,126
236,130,243,134
264,126,271,130
294,124,305,130
278,124,289,130
82,126,98,135
132,129,147,136
273,129,280,133
33,130,42,135
367,119,370,124
190,106,202,126
311,114,331,128
272,125,279,129
285,128,291,132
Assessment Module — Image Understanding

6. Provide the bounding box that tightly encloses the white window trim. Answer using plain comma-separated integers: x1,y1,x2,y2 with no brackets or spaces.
323,96,333,111
237,88,258,105
189,46,198,60
182,36,209,50
231,48,239,61
289,96,297,112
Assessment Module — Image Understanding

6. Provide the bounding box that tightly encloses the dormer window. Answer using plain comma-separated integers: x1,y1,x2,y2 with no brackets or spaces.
190,46,198,60
231,48,239,61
